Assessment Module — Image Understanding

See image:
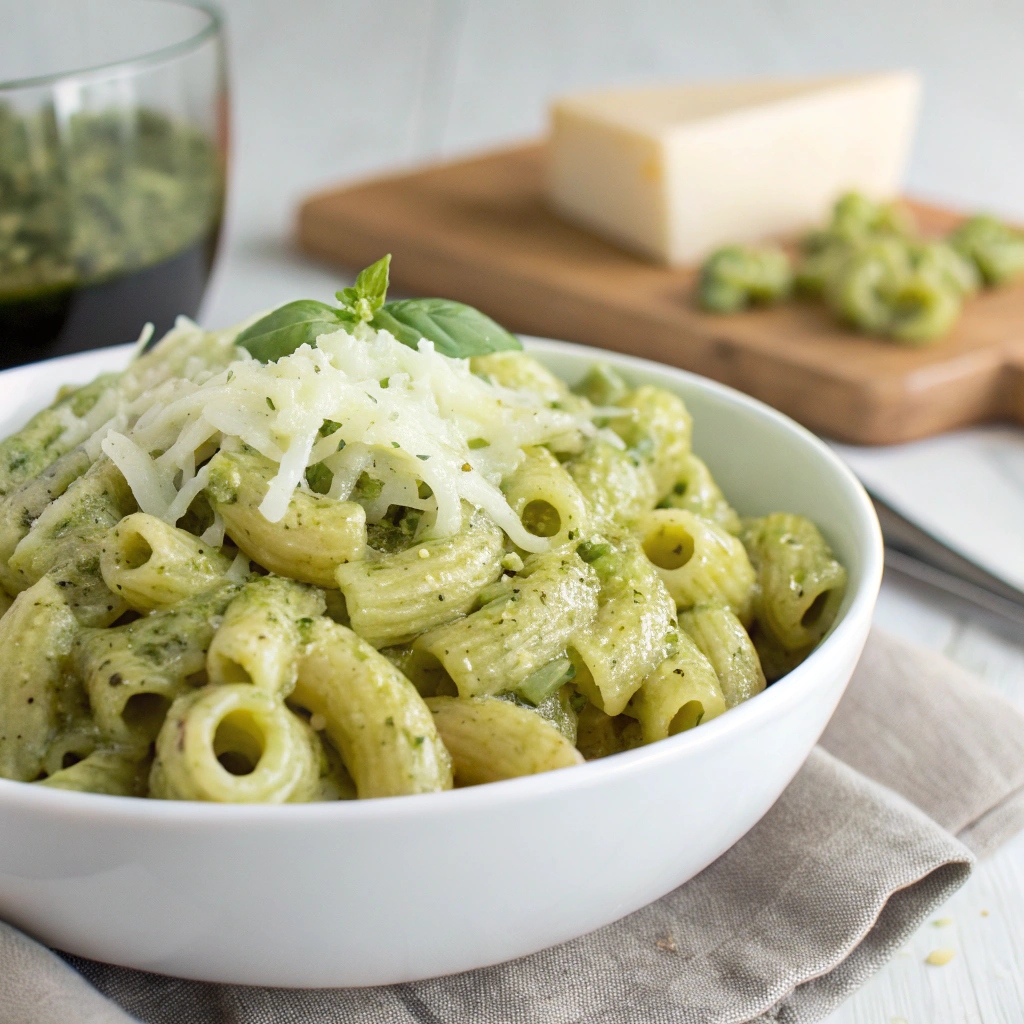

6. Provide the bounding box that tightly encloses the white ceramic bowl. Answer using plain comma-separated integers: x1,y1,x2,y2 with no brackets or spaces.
0,338,882,986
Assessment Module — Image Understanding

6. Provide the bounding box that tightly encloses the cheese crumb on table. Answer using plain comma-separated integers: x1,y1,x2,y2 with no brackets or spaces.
926,948,956,966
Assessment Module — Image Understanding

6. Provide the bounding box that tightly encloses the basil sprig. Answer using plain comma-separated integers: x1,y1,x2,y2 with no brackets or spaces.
236,254,521,363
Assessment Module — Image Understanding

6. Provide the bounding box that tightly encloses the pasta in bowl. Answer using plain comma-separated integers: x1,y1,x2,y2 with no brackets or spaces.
0,258,882,985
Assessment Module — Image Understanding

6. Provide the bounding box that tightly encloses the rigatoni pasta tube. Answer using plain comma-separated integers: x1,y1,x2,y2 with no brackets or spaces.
0,445,93,596
612,386,692,498
415,549,600,699
502,446,591,549
291,617,453,798
75,581,242,744
742,513,847,651
0,577,77,781
37,749,149,797
42,722,100,778
637,508,755,621
574,702,643,760
426,696,582,785
566,438,656,529
471,352,585,411
626,632,726,742
0,372,115,502
335,512,504,648
679,604,765,709
659,453,741,534
205,446,366,587
100,513,234,612
568,536,677,717
150,684,321,803
206,575,325,695
7,457,137,626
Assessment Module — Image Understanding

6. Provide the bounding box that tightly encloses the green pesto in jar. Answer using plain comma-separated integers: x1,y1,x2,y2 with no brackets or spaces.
0,104,223,353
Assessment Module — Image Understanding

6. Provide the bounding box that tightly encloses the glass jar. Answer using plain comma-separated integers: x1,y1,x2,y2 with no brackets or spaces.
0,0,228,367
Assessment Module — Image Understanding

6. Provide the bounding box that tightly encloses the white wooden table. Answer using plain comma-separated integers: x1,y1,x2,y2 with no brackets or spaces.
201,2,1024,1018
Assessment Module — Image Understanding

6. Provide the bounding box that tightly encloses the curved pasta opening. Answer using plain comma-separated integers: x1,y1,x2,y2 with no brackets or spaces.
214,709,265,777
210,655,253,686
390,649,458,698
642,523,695,570
800,590,831,628
43,730,99,777
118,530,154,571
520,499,561,539
669,699,705,735
121,692,172,737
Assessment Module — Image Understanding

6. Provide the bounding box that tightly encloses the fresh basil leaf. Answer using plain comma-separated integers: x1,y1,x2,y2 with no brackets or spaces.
371,298,522,358
305,462,334,495
354,254,391,307
336,254,391,322
237,300,346,363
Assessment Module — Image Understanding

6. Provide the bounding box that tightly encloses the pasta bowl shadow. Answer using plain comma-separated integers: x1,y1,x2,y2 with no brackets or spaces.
0,338,883,987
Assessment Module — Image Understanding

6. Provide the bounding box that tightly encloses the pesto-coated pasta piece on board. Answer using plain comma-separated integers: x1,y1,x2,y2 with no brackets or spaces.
0,445,93,596
37,749,150,797
612,386,692,499
206,575,325,696
502,446,591,549
637,508,755,621
206,445,366,588
100,513,234,612
75,580,243,745
742,513,847,652
658,453,741,535
566,438,657,529
426,696,583,785
679,604,765,709
626,631,727,742
150,684,321,803
415,548,600,699
0,576,77,781
7,457,137,626
292,617,453,798
335,511,504,648
568,536,677,717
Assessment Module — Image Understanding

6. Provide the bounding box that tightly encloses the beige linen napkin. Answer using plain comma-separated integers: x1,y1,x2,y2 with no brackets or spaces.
2,628,1022,1024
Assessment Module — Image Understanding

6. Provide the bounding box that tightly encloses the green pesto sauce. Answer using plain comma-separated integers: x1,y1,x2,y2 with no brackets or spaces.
0,105,223,304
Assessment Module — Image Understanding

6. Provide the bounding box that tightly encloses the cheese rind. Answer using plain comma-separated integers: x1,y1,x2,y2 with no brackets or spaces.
547,74,921,266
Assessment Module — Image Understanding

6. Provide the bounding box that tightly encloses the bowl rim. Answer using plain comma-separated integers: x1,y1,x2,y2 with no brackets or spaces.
0,336,883,824
0,0,222,93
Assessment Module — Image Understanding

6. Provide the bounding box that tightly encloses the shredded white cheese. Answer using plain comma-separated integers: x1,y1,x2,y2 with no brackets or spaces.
99,321,599,553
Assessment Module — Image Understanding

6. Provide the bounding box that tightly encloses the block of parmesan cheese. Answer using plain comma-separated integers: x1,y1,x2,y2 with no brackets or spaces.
547,74,921,265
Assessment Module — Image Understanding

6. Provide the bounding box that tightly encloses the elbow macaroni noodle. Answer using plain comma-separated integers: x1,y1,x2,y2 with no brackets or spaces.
0,309,846,801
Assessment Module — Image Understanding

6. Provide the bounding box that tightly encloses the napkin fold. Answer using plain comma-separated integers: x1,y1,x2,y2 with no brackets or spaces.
820,630,1024,857
3,628,1023,1024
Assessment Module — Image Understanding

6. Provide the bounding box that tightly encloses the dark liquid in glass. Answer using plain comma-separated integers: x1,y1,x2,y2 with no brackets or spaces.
0,103,225,369
0,228,219,370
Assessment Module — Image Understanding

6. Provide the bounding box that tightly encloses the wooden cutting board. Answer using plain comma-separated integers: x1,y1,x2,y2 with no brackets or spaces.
297,143,1024,445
